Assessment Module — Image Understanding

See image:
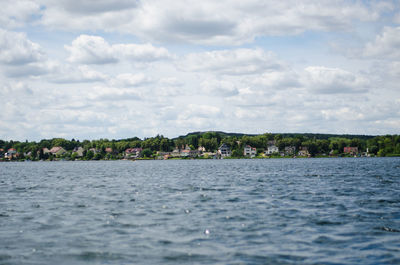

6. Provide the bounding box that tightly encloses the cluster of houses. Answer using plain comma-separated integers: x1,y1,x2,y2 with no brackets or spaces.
154,141,303,159
0,142,368,160
1,148,17,159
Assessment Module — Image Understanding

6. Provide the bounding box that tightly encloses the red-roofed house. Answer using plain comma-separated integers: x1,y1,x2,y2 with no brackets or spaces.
125,148,142,159
49,147,67,156
244,145,257,158
344,147,358,155
5,148,18,159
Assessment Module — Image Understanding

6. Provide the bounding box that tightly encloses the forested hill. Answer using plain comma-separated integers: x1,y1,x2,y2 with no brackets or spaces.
177,131,375,140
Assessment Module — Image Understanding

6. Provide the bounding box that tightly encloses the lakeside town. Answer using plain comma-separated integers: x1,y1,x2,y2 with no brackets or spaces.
1,132,399,161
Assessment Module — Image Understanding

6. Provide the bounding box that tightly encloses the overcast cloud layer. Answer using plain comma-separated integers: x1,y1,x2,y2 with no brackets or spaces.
1,0,399,140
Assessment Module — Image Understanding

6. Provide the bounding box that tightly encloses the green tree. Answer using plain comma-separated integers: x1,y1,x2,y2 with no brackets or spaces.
142,148,152,158
93,153,102,160
85,150,94,160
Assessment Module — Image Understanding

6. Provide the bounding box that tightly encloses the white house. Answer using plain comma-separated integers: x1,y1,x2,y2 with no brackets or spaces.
243,145,257,158
265,144,279,155
284,146,296,156
218,143,231,158
73,147,85,157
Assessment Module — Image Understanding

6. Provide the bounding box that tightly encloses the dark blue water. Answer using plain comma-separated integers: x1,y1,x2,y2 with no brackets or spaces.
1,158,399,264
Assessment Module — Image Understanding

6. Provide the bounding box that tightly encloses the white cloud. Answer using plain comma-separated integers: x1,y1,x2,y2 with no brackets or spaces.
3,60,58,78
51,65,108,83
252,71,300,90
179,48,282,75
88,85,143,101
0,81,33,98
201,79,239,97
395,13,400,24
363,26,400,60
1,1,400,140
65,35,172,64
112,73,152,87
65,35,118,64
38,0,381,45
45,0,138,14
0,0,40,28
0,29,44,65
304,66,369,94
113,43,172,62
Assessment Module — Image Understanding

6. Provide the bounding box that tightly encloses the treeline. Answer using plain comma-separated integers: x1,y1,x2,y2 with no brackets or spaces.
0,132,399,160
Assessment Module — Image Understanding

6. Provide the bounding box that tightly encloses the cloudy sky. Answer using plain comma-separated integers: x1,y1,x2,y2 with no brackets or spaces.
1,0,400,141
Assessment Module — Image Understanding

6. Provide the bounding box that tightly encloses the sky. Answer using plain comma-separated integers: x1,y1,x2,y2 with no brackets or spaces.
1,0,400,141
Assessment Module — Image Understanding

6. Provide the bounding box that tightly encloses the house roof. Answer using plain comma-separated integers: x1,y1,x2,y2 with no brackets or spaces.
125,148,142,153
219,143,230,149
49,146,63,153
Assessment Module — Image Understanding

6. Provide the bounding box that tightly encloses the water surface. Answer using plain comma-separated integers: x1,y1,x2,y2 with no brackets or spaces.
1,158,399,264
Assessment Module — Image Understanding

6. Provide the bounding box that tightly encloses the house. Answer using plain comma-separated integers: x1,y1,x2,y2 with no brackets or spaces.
180,149,191,157
73,147,85,157
344,147,358,156
284,146,296,156
298,147,310,157
218,143,231,158
49,146,67,156
265,144,279,155
42,148,50,154
4,148,18,159
171,147,181,157
7,148,17,155
89,148,100,154
156,151,171,160
179,145,198,158
198,146,206,153
244,145,257,158
105,147,113,153
125,148,142,159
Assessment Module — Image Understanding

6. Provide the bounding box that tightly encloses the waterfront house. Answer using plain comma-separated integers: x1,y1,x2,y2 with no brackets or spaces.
344,147,358,156
156,151,171,160
42,148,50,154
179,145,199,158
7,148,17,155
198,146,206,153
265,144,279,155
4,148,18,159
284,146,295,156
180,145,191,157
244,145,257,158
89,148,100,154
180,149,190,157
298,146,310,157
49,146,67,156
73,147,85,157
171,147,181,157
218,143,231,158
125,148,142,159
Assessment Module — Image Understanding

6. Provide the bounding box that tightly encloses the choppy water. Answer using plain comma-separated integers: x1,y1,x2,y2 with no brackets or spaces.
0,158,399,264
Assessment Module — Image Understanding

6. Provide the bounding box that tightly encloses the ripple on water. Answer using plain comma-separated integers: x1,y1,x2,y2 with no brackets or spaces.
0,158,399,265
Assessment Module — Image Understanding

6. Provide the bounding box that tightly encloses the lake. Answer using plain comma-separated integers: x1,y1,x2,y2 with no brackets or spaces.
0,158,399,264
